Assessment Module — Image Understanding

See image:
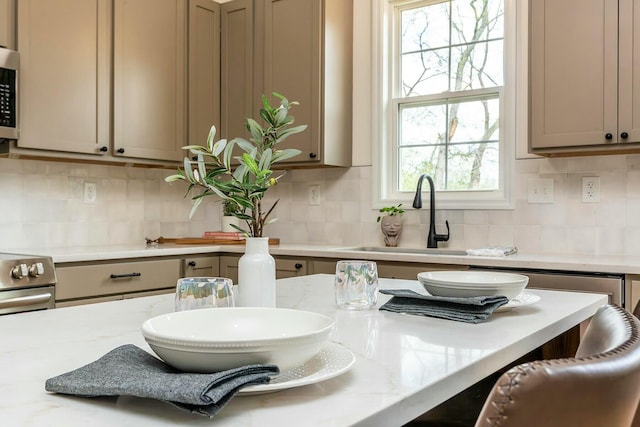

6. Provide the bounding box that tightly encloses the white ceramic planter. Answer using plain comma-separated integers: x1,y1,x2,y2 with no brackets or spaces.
237,237,276,307
221,216,241,232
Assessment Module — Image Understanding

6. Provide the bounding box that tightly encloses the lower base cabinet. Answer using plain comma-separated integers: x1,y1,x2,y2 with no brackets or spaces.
219,255,307,284
55,258,180,307
182,256,220,277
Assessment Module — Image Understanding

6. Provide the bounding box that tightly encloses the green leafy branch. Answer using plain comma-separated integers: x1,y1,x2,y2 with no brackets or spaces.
165,93,307,237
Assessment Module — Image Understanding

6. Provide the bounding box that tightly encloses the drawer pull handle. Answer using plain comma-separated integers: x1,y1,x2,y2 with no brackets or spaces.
110,272,142,279
295,263,303,269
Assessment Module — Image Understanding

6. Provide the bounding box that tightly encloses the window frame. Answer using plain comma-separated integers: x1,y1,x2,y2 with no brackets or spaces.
372,0,522,210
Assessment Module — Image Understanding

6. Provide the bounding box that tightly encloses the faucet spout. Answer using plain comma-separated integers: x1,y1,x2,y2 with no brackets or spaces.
413,174,450,248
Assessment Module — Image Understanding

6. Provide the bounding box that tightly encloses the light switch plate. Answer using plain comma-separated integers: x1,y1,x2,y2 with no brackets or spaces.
527,178,554,203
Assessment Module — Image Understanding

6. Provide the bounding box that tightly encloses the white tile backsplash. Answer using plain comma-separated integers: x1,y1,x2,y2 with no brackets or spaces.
2,153,640,256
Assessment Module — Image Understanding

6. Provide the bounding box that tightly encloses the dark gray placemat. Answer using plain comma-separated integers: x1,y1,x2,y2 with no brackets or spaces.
379,289,509,323
45,344,279,418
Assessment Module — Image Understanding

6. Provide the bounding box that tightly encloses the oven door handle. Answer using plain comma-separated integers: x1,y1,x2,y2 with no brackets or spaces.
0,292,53,309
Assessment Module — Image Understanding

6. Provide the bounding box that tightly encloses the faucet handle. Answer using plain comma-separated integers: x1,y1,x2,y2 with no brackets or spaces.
435,220,450,242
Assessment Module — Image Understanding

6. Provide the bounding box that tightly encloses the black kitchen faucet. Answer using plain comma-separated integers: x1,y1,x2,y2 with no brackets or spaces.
412,174,450,248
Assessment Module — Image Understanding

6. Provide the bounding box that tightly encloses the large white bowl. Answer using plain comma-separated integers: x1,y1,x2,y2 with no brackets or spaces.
417,271,529,300
141,307,335,373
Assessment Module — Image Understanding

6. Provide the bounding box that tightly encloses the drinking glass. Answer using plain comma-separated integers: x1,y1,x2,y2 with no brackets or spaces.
334,260,379,309
175,277,235,311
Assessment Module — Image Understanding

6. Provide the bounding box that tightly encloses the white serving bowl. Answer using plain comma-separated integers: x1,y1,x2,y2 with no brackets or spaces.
417,271,529,300
141,307,334,373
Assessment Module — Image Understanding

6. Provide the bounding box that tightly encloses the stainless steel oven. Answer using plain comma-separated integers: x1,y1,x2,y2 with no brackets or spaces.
0,47,18,144
0,253,56,315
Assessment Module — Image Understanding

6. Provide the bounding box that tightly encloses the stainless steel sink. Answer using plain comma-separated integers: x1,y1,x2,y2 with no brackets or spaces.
334,246,468,256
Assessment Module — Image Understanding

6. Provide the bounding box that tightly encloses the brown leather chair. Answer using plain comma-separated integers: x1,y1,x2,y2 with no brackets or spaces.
475,304,640,427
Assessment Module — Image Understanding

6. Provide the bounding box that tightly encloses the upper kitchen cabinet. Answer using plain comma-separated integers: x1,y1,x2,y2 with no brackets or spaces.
529,0,640,156
15,0,219,165
17,0,111,155
255,0,353,167
189,0,220,147
220,0,254,141
0,0,15,49
113,0,187,162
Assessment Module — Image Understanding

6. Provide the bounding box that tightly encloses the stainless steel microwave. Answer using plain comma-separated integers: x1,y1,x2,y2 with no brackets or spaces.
0,47,18,141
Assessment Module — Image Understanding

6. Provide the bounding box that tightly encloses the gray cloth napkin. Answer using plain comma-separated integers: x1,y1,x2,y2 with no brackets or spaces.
45,344,279,418
379,289,509,323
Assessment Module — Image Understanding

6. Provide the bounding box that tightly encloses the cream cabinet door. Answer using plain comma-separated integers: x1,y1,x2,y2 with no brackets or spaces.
529,0,618,150
183,256,220,277
257,0,352,167
0,0,15,49
530,0,640,154
17,0,111,154
617,0,640,144
219,254,307,284
261,0,321,163
220,0,253,141
189,0,220,147
113,0,186,161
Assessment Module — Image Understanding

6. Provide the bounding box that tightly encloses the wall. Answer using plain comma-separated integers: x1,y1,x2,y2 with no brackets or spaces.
1,153,640,257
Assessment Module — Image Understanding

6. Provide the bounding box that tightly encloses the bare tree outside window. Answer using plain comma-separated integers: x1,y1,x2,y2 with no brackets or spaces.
395,0,504,193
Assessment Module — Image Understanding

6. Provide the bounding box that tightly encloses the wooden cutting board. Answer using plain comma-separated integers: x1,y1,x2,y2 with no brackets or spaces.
150,237,280,245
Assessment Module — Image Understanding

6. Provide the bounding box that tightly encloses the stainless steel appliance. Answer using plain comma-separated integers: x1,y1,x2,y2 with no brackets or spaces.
0,253,56,315
470,266,624,306
0,47,18,149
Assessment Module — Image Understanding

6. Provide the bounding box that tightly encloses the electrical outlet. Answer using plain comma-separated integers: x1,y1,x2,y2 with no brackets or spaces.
582,177,600,203
527,178,554,203
83,182,97,204
308,185,321,206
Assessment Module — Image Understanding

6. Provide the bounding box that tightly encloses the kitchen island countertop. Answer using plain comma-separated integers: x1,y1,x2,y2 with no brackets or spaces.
0,274,607,426
8,242,640,275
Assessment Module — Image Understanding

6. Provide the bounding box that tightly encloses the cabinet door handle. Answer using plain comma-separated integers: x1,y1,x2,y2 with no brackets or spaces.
621,132,629,139
188,261,196,267
116,148,125,154
295,263,303,269
309,152,317,159
605,133,613,140
99,146,108,152
110,272,142,279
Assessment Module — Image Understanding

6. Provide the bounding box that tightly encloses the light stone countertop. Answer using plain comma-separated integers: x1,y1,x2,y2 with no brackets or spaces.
8,242,640,275
0,274,607,426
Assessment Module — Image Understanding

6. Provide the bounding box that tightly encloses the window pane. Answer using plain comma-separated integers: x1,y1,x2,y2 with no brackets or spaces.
399,146,447,191
447,142,499,190
399,103,447,146
451,0,504,45
401,49,449,96
450,40,503,90
398,96,500,192
449,97,500,143
401,3,450,53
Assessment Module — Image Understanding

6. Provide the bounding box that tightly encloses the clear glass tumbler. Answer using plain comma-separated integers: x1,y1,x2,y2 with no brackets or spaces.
175,277,235,311
334,260,379,309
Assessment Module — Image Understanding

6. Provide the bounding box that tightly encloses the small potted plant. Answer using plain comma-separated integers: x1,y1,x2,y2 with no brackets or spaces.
221,199,241,232
377,204,405,247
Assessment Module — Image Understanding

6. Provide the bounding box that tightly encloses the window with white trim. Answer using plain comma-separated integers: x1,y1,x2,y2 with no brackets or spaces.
373,0,518,210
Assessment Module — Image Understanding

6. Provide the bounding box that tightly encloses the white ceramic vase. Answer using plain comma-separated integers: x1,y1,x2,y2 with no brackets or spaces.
237,237,276,307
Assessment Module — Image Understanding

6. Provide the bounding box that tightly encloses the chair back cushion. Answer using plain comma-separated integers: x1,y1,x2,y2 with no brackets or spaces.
475,305,640,427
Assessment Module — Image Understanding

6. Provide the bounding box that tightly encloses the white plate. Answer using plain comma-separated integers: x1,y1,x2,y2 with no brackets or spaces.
239,342,355,395
495,292,541,312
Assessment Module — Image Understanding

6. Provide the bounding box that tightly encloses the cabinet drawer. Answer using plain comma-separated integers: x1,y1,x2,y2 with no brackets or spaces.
183,256,220,277
56,259,181,300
